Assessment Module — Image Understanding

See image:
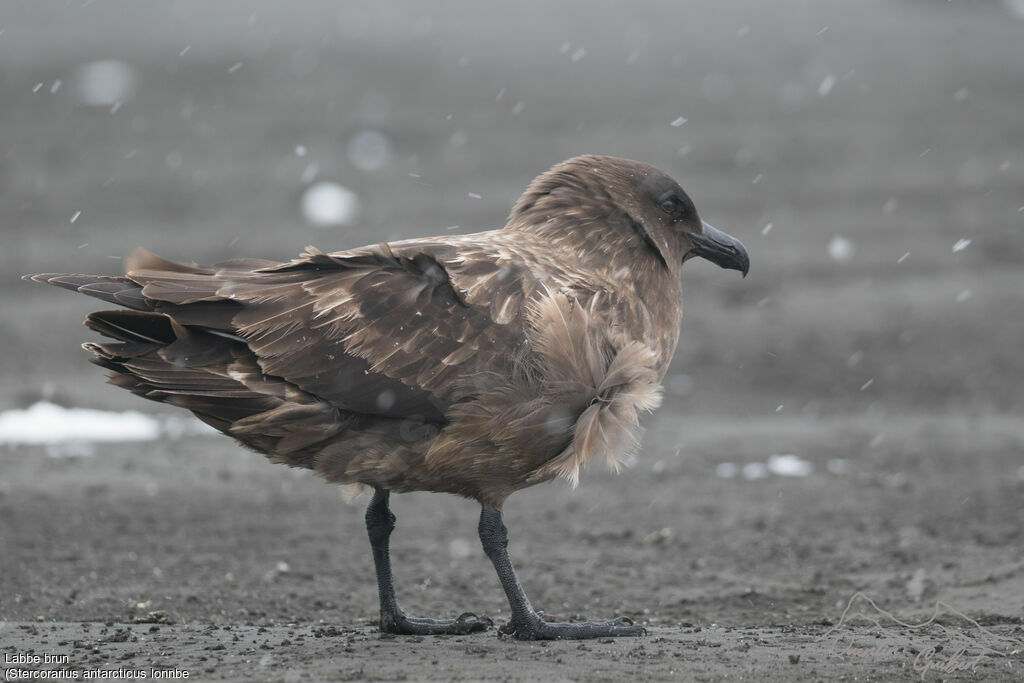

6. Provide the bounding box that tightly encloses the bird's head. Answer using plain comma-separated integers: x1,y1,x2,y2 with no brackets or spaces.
508,154,749,277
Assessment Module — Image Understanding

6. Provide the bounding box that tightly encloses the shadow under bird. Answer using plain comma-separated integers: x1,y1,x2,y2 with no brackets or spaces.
27,155,749,640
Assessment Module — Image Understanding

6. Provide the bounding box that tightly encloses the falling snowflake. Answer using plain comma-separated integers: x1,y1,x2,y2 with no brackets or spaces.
300,182,360,227
347,130,393,171
73,60,138,106
828,236,853,262
817,74,836,97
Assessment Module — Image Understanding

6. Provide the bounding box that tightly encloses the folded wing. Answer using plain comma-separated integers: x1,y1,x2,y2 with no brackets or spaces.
27,240,537,469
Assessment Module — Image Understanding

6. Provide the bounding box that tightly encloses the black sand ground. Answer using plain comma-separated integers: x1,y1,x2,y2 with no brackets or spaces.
2,1,1022,681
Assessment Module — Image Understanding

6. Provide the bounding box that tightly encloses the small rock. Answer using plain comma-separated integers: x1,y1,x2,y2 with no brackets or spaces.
642,527,673,544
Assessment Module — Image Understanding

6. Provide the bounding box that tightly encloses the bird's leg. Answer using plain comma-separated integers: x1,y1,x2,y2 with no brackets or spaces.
478,506,645,640
364,488,492,635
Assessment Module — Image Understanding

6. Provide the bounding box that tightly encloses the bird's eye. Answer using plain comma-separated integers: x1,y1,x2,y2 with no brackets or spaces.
659,197,679,214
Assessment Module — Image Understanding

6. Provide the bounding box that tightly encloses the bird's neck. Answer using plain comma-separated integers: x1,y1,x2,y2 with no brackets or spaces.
504,213,677,283
501,217,684,377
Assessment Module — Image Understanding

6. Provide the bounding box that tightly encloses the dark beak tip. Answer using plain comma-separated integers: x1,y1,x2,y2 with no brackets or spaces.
693,222,750,277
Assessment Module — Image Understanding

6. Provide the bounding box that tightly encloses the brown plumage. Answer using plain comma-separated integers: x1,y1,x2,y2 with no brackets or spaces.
27,155,748,640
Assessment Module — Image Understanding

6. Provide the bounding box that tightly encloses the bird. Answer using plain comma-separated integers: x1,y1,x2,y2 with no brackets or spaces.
26,154,748,640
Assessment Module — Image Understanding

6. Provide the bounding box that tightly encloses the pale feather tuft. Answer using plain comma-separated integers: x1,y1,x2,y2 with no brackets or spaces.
340,483,368,504
527,292,662,487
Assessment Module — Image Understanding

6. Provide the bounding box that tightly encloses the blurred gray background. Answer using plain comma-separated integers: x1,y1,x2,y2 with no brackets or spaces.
3,0,1022,418
2,2,1023,678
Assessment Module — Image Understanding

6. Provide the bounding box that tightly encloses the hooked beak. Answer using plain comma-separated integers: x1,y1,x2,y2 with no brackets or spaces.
689,221,750,277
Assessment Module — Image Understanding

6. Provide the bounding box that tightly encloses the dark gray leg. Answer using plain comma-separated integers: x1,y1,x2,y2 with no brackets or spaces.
365,488,492,635
478,506,645,640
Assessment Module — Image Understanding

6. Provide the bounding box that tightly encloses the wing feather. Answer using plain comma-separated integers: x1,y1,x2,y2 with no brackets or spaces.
112,240,536,422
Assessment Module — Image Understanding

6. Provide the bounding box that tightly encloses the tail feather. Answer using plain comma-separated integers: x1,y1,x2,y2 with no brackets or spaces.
85,310,175,344
83,318,339,463
24,273,151,311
